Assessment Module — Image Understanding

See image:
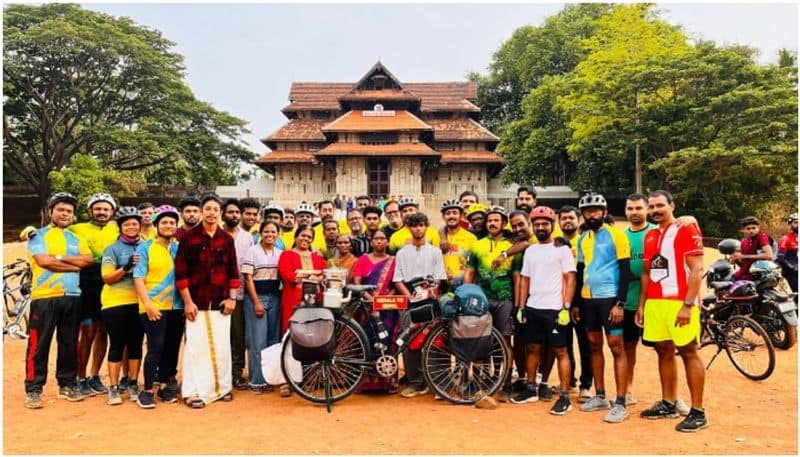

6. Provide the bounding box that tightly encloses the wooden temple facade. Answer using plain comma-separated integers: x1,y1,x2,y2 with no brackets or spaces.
255,62,502,211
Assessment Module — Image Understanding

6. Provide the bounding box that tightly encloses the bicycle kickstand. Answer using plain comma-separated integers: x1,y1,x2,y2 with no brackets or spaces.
706,347,722,370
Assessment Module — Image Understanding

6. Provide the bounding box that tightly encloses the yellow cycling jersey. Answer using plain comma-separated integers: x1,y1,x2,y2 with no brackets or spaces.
68,221,119,263
388,226,441,254
133,239,183,312
28,225,91,299
443,227,477,281
139,227,157,241
100,240,139,309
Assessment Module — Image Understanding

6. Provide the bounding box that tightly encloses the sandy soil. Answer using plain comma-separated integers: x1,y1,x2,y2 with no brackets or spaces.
3,240,798,455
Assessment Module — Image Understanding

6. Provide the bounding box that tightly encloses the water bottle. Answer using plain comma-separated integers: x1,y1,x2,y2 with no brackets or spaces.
370,313,389,341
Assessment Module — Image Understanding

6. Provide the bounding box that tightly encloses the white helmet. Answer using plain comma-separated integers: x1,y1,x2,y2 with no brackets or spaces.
87,192,117,211
295,202,315,216
578,192,607,211
264,203,285,218
398,196,419,210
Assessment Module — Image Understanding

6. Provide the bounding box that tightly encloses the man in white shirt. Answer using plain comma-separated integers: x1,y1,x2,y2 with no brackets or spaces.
512,206,576,416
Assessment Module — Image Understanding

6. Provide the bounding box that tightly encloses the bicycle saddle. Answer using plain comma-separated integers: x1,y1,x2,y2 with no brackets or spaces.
346,285,377,294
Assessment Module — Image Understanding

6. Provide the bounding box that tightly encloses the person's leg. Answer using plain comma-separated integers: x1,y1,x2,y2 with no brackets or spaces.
140,314,167,392
102,307,125,386
539,341,555,383
125,306,144,384
24,298,57,394
677,342,705,409
244,295,268,387
402,348,424,389
512,330,527,382
76,320,95,380
525,343,542,383
606,334,628,401
575,318,593,390
565,324,577,388
655,341,678,402
587,331,605,393
265,293,281,347
89,321,108,377
230,299,246,387
54,297,81,389
553,346,571,393
157,310,185,385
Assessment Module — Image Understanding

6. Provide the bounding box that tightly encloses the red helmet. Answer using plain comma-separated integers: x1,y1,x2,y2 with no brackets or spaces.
529,206,556,223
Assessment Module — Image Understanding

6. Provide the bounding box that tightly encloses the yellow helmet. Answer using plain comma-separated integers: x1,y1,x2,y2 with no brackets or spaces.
466,203,488,218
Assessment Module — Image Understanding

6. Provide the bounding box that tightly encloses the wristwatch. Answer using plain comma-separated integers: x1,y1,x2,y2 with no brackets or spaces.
563,302,571,310
683,299,694,308
55,255,63,261
501,251,508,259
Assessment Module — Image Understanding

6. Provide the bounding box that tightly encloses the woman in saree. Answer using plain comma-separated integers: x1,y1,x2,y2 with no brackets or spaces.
351,230,399,392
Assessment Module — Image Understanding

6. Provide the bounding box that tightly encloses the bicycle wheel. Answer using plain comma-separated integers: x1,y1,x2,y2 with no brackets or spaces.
421,324,510,404
281,315,370,404
724,315,775,381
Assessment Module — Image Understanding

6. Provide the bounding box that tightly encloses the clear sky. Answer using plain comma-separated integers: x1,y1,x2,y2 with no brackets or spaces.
82,2,798,167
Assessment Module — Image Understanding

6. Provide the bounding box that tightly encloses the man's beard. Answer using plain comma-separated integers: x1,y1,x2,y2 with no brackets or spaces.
586,218,603,231
224,218,240,228
535,230,550,242
516,204,532,213
561,226,577,236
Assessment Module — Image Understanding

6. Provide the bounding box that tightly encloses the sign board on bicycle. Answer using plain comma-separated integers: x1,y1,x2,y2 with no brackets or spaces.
373,296,408,310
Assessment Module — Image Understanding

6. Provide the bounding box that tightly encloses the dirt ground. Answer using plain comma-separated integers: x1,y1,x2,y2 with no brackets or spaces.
3,240,799,455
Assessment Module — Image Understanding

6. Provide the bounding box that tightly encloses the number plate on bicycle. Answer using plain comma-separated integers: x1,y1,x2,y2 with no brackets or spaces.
373,296,408,310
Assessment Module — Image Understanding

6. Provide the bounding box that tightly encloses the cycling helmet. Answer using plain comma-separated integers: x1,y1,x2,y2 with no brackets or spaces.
739,216,759,227
529,206,556,223
486,205,508,221
177,196,201,210
47,192,78,209
19,225,37,241
578,192,607,211
728,280,757,297
717,238,741,255
440,198,463,213
788,213,797,223
466,203,488,218
295,202,315,216
263,203,285,218
114,206,141,223
152,204,180,223
398,196,419,210
87,192,117,211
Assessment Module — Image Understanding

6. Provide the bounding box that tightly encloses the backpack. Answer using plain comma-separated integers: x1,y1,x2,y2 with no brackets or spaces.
289,307,336,363
450,313,493,363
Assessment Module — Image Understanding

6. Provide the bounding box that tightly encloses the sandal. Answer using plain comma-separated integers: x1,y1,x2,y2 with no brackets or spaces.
221,392,233,402
279,384,292,398
184,397,205,409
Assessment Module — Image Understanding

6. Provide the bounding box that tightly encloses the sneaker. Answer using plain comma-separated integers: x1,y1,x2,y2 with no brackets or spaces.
578,388,593,403
77,378,93,397
127,382,140,402
166,378,180,396
604,403,629,423
676,398,691,417
400,386,429,398
157,387,178,404
625,392,638,406
118,376,129,393
538,383,554,401
640,399,679,420
499,384,513,403
580,395,611,412
474,392,498,410
550,396,573,415
510,382,539,404
511,379,528,394
676,408,709,432
25,391,43,409
136,391,156,409
58,385,87,402
233,376,248,390
107,386,123,406
88,375,108,394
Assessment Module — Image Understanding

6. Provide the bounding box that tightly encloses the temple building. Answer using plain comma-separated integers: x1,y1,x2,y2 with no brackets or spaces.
255,62,502,211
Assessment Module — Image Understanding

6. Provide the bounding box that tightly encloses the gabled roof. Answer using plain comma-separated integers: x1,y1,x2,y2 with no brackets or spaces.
316,142,438,157
321,110,432,132
339,89,420,103
354,61,404,90
427,118,499,142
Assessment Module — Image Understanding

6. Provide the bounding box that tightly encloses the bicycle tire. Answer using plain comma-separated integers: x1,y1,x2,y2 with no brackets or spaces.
280,314,370,404
421,323,510,405
724,315,775,381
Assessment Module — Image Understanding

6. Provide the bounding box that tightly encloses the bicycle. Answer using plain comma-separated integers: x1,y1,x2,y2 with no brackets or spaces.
3,258,32,339
280,269,511,411
699,295,775,380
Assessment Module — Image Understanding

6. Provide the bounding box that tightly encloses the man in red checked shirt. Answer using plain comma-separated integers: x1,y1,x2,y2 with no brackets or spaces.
175,194,241,408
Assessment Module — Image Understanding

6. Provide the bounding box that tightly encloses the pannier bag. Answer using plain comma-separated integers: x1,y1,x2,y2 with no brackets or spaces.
289,307,336,363
409,299,436,324
453,284,490,316
450,313,493,363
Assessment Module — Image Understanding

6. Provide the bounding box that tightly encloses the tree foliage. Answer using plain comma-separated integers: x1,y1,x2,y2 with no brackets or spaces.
3,4,254,221
474,3,797,235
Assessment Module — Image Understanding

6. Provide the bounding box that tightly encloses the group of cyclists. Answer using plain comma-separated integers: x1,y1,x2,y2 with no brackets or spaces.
18,185,799,434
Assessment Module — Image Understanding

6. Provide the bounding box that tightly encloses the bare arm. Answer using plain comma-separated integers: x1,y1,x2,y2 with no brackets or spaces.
60,254,95,268
563,271,576,305
463,268,475,284
518,275,530,308
32,254,80,272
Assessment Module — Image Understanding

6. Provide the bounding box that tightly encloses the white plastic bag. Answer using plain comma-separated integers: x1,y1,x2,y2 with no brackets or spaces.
261,341,302,385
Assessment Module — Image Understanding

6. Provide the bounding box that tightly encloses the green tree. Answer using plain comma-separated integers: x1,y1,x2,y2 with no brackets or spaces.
471,3,611,135
49,153,145,221
3,4,254,221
